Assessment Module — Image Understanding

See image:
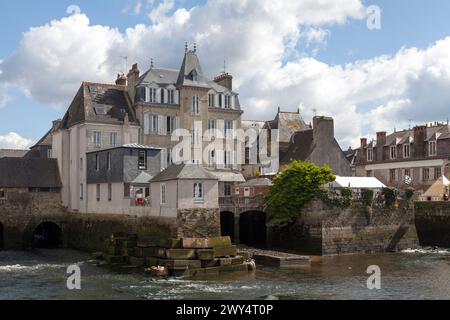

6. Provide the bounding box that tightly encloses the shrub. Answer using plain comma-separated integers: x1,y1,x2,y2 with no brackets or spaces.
267,160,335,224
404,188,415,200
382,187,397,207
361,189,374,206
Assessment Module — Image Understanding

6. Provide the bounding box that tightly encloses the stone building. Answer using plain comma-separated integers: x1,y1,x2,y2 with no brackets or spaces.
356,122,450,191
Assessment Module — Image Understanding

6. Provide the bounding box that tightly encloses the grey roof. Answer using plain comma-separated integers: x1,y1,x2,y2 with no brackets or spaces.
151,163,218,182
280,129,315,163
31,128,53,148
0,149,29,158
0,157,62,188
60,82,138,129
132,171,153,184
86,143,163,154
138,68,180,86
265,111,310,143
239,178,273,187
210,171,246,182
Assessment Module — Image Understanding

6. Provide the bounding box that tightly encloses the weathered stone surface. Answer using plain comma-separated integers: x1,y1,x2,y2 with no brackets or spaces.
128,256,145,267
165,249,196,260
231,256,245,265
158,238,182,249
158,259,201,269
177,208,221,239
145,257,159,267
201,258,220,268
253,254,310,268
237,251,251,260
182,236,231,249
219,258,232,266
415,202,450,247
196,249,215,261
219,264,249,273
214,245,237,258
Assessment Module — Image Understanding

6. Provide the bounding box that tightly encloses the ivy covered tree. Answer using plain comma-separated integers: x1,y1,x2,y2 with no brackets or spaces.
266,160,335,224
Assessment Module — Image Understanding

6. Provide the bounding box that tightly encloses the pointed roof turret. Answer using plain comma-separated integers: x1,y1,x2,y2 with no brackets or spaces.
176,43,208,88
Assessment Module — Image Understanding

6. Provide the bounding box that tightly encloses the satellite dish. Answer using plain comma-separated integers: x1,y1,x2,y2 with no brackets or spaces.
404,175,413,185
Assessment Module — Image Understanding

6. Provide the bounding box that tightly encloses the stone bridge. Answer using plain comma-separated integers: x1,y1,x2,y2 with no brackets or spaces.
219,195,271,248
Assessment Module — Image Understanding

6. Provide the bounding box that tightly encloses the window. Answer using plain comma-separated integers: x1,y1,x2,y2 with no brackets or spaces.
138,150,147,170
404,168,411,178
149,115,158,133
403,144,410,158
93,131,101,147
47,149,52,158
218,94,223,108
435,167,442,180
423,168,430,181
390,169,396,182
208,94,215,107
224,95,231,109
108,183,112,202
107,152,111,170
148,88,157,103
191,125,201,146
208,150,215,167
429,141,437,156
96,184,101,201
390,146,397,160
0,188,6,199
160,89,165,104
167,116,175,134
367,148,373,162
168,89,175,104
194,182,204,201
80,184,84,200
225,120,233,135
110,132,118,146
95,154,100,171
223,183,232,196
225,151,233,168
192,95,200,114
160,184,166,205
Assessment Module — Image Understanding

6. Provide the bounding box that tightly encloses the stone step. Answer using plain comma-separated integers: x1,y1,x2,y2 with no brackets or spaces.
182,237,232,249
158,259,202,269
196,249,215,261
253,254,310,268
214,245,237,258
166,249,197,260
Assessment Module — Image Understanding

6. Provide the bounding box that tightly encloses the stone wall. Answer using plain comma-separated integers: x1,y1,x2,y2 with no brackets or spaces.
270,200,419,255
177,208,221,238
414,201,450,247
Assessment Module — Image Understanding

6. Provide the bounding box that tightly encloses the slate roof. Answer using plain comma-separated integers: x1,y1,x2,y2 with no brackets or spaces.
31,128,53,148
0,149,29,158
280,129,315,163
239,178,273,187
132,171,154,184
0,157,62,188
210,171,246,182
60,82,138,129
151,163,218,182
265,111,310,143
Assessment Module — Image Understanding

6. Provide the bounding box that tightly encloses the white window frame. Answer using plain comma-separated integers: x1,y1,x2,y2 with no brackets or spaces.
403,144,410,159
160,184,166,205
208,94,215,108
110,132,118,147
367,148,373,162
149,115,158,133
390,146,397,160
193,182,204,202
429,141,437,156
167,89,175,104
149,87,157,103
93,131,101,147
192,95,200,115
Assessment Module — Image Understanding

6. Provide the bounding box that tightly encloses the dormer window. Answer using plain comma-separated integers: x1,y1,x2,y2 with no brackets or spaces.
146,87,157,103
208,94,215,107
189,70,198,82
390,146,397,160
224,95,231,109
168,89,175,104
403,144,410,158
429,141,437,156
367,148,374,162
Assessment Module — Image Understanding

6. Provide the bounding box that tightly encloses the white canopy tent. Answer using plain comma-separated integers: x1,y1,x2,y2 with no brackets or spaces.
328,176,386,190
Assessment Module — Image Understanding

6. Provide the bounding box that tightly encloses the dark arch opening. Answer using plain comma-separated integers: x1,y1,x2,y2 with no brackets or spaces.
0,222,4,250
220,212,235,243
32,222,62,249
239,211,267,248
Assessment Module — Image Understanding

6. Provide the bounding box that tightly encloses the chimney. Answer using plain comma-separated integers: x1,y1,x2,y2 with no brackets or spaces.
376,132,386,161
313,116,334,143
214,73,233,91
52,119,62,131
360,138,367,162
413,125,427,158
127,63,140,104
115,73,127,86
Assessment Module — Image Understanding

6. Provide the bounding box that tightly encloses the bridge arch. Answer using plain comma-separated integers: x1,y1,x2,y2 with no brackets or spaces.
239,211,267,248
31,221,63,248
220,211,235,243
0,222,4,250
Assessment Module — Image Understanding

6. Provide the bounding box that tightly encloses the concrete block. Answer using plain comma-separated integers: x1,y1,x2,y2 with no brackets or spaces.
201,258,220,268
231,256,245,265
158,259,202,269
196,249,215,261
214,245,237,258
159,238,182,249
219,258,232,266
253,254,310,268
165,249,196,260
181,237,231,249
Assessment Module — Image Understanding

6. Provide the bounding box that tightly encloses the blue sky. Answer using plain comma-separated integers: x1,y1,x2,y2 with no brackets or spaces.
1,0,450,149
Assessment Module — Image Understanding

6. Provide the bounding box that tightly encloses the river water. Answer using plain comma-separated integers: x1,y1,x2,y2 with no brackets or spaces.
1,248,450,300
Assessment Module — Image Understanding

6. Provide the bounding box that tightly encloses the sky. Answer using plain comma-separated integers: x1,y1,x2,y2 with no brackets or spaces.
1,0,450,150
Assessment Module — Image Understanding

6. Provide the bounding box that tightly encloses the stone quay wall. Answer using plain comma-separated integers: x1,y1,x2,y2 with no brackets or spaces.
270,200,420,255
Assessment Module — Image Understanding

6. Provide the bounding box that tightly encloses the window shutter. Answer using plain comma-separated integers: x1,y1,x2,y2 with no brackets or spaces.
175,117,180,130
161,88,166,104
161,148,167,170
145,87,150,103
157,115,163,135
144,114,149,135
156,88,161,103
161,116,167,136
175,90,179,105
231,95,235,109
233,120,237,139
215,94,219,108
218,120,225,137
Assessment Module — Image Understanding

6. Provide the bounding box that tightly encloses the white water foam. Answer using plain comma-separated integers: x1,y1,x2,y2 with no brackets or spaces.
401,247,450,254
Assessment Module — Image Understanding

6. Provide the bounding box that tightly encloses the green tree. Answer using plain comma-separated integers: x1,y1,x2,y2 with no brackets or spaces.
267,160,335,224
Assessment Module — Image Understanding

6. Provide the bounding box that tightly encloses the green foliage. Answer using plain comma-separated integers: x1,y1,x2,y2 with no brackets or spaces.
361,189,374,206
404,188,414,200
382,187,397,207
317,189,352,208
267,160,335,224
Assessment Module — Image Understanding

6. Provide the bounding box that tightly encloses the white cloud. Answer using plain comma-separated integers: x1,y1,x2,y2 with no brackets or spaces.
0,132,33,149
3,0,450,149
